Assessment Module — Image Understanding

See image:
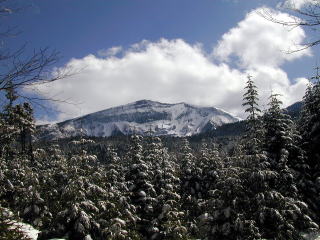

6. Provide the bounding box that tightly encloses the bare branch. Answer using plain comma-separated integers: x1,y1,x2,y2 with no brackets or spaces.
0,0,79,117
0,47,76,92
257,2,320,52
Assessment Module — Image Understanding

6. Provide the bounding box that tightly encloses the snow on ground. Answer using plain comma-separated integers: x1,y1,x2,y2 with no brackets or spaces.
14,222,40,240
18,221,66,240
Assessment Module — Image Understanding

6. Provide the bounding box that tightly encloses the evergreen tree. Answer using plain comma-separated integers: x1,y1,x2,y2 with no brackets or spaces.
242,75,263,154
177,138,202,235
126,135,157,239
197,140,222,200
100,146,140,239
146,136,188,239
264,94,293,167
298,69,320,221
198,141,267,240
0,84,19,158
252,93,318,239
0,84,35,159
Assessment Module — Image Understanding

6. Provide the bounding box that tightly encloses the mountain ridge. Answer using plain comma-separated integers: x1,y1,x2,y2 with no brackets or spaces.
37,99,240,140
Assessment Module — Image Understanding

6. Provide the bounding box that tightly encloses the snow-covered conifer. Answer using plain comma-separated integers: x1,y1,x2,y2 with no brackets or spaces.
145,136,188,239
242,75,264,154
126,134,157,238
177,138,201,235
299,72,320,219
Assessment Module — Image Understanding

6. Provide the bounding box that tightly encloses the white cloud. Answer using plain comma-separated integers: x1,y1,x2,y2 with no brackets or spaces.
34,7,311,123
214,8,311,68
247,66,308,109
212,7,310,110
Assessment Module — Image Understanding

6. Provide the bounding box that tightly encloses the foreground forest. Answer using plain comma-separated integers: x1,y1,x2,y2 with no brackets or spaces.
0,75,320,240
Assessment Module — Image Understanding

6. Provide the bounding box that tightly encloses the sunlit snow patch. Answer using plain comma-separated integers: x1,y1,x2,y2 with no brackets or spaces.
13,222,40,240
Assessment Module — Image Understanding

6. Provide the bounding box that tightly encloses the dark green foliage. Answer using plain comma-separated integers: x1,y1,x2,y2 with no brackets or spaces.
259,93,318,239
264,94,294,165
300,76,320,173
298,72,320,221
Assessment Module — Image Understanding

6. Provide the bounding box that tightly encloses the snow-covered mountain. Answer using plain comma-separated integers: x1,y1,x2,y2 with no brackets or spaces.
37,100,239,140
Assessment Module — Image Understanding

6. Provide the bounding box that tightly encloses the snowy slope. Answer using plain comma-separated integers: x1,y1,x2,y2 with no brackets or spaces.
37,100,239,140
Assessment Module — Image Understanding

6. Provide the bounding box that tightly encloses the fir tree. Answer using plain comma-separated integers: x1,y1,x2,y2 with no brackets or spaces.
242,75,263,154
253,93,319,239
177,138,202,235
298,69,320,222
100,146,140,239
197,140,222,200
126,135,157,239
146,136,188,239
0,84,19,158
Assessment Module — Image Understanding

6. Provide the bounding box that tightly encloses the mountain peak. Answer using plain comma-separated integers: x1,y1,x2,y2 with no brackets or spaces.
37,100,239,140
133,99,156,104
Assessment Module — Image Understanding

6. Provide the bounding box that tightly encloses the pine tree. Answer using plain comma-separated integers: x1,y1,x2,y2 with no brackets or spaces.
197,140,222,200
242,75,263,154
100,146,140,239
197,84,318,240
37,139,105,240
0,84,19,158
198,150,263,240
177,138,202,235
145,136,188,239
0,83,35,160
264,94,292,167
126,135,157,238
298,69,320,222
255,93,319,239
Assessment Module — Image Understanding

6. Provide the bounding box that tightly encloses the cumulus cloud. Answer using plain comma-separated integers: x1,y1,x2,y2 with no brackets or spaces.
213,7,310,109
214,8,311,68
34,7,311,123
247,67,309,107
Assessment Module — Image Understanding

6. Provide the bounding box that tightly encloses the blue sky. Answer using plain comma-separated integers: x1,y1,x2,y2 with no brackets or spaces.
8,0,269,60
4,0,319,122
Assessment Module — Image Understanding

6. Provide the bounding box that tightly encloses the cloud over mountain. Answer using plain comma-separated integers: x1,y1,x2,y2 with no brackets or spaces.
34,7,311,124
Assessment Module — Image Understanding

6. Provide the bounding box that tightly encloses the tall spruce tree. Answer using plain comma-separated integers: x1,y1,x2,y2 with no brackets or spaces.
178,138,201,235
264,94,294,168
126,135,157,239
145,136,188,239
257,93,319,239
299,69,320,221
242,75,263,154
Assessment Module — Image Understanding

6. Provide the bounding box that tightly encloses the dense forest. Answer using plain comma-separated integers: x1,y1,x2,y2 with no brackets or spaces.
1,74,320,240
